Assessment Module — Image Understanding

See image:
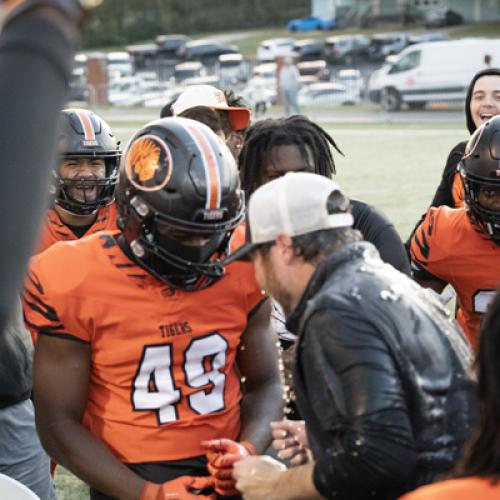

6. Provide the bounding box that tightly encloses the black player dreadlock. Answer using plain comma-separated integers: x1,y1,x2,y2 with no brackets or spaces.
238,115,344,198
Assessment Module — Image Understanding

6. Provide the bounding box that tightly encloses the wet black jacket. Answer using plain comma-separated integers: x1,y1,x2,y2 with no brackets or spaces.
287,242,475,500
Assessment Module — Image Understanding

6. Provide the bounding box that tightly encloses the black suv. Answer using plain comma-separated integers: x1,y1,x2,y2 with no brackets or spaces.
292,39,325,62
155,34,191,60
177,40,240,65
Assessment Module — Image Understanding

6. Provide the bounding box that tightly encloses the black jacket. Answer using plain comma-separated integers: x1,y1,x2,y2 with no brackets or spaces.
287,242,475,500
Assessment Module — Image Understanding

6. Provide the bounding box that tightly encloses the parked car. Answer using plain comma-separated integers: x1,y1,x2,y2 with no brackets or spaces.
292,39,325,62
69,67,88,101
424,9,463,28
178,40,239,64
74,53,87,71
127,44,159,70
256,38,294,62
241,76,275,109
107,51,134,77
368,33,409,61
324,34,370,64
217,53,246,85
336,69,364,100
287,15,335,32
298,75,319,88
108,77,143,106
173,61,204,84
155,34,190,59
408,32,449,45
368,38,500,111
253,62,277,82
180,75,220,88
297,60,328,80
298,82,359,107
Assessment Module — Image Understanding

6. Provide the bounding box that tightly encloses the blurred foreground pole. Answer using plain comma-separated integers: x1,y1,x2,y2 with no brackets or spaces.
0,1,96,332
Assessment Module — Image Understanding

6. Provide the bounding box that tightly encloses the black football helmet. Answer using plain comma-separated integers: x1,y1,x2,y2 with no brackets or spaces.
54,108,121,215
460,115,500,244
116,117,245,291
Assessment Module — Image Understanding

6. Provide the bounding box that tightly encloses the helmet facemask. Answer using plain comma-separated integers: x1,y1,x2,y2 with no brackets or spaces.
125,195,242,291
55,157,119,215
462,173,500,245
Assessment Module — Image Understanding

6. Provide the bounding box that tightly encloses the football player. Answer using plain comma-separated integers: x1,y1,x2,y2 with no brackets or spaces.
411,115,500,350
24,117,282,499
35,108,121,254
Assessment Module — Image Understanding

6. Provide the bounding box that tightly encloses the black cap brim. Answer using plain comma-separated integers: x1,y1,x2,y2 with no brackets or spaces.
222,242,256,266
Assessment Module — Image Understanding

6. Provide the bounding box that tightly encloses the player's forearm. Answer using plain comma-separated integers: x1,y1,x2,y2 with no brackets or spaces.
0,8,76,333
275,463,324,500
239,379,284,452
37,418,145,500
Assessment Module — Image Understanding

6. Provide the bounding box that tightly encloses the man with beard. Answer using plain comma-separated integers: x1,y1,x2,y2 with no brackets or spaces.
226,172,474,500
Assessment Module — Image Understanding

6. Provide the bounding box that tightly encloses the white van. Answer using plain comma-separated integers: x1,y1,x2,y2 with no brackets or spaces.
368,38,500,111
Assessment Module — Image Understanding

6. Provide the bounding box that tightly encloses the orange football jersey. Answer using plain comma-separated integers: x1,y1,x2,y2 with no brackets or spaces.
451,171,464,209
410,206,500,349
399,477,500,500
24,227,264,463
34,203,119,254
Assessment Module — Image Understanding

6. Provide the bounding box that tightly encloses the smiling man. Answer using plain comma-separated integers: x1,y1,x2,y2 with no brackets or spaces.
34,108,121,254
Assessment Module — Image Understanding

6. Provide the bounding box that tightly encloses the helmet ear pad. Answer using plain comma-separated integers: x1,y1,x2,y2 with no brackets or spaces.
117,117,245,291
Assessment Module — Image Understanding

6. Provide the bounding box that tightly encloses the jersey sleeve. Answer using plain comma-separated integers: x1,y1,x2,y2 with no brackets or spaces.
22,254,88,343
451,171,465,209
351,200,410,275
410,207,451,282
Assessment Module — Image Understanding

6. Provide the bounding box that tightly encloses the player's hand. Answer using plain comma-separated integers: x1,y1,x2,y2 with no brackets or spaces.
271,420,309,466
140,475,215,500
201,438,256,496
233,455,287,500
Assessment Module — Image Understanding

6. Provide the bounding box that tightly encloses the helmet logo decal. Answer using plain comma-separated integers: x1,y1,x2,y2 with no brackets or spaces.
125,134,172,191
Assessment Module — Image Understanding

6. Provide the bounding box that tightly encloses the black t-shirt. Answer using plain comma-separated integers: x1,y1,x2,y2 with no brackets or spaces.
66,222,93,239
351,199,410,276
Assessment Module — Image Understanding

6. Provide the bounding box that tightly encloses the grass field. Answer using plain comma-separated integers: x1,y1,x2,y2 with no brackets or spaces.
54,109,466,498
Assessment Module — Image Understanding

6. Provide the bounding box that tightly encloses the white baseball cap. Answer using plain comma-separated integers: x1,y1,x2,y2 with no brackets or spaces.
172,85,251,131
225,172,353,263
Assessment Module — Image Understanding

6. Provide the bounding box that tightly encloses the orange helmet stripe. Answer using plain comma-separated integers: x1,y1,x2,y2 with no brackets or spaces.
185,123,221,210
75,109,96,141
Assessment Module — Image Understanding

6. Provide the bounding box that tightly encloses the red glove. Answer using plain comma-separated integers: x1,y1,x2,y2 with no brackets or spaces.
140,475,215,500
201,439,257,496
